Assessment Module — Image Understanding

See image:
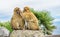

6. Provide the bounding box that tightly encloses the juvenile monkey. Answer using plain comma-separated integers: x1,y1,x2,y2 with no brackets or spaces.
11,7,25,30
22,6,39,30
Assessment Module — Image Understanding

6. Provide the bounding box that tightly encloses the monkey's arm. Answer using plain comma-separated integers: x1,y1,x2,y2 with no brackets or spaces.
28,12,38,22
11,17,20,30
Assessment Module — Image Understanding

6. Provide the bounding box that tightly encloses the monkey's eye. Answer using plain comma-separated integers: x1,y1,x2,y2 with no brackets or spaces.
16,12,20,15
17,12,19,14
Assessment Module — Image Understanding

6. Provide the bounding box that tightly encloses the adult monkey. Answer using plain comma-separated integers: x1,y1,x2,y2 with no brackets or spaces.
22,6,39,30
11,7,25,30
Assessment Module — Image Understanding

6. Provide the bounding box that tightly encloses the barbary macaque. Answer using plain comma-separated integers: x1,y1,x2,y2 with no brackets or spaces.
11,7,25,30
22,6,39,30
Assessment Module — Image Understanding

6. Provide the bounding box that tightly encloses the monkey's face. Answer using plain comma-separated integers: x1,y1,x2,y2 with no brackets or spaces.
24,7,30,11
14,7,21,15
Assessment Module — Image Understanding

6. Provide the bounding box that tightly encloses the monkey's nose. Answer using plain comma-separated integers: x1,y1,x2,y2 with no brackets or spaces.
16,11,20,15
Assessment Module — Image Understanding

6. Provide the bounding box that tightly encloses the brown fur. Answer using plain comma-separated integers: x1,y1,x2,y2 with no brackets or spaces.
11,7,25,30
22,6,39,30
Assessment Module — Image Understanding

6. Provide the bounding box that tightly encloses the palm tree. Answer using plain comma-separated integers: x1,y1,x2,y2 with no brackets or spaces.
30,8,56,35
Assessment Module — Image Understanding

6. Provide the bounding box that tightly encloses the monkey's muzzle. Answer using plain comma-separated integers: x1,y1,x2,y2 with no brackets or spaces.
16,11,20,15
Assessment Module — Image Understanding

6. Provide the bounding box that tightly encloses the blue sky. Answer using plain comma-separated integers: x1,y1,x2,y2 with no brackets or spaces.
0,0,60,35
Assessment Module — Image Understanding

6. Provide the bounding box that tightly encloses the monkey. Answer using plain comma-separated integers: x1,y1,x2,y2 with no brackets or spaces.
11,7,25,30
22,6,39,30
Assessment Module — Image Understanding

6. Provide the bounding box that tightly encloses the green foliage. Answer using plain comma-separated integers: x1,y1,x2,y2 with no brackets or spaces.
30,8,56,35
0,21,13,33
0,22,4,27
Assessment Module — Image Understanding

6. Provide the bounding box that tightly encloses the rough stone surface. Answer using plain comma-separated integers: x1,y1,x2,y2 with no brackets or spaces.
0,27,10,37
10,30,45,37
45,35,60,37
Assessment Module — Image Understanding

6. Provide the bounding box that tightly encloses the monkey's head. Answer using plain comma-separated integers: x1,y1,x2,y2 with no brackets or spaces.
14,7,21,15
23,6,30,12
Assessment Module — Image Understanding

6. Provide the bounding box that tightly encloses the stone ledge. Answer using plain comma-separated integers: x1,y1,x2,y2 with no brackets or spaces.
10,30,45,37
45,35,60,37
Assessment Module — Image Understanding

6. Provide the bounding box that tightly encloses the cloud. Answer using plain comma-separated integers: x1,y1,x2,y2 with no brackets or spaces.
46,5,60,17
27,0,60,8
53,19,60,23
0,0,60,22
0,0,60,10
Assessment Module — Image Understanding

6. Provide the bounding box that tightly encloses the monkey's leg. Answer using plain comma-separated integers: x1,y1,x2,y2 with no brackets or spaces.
12,21,20,30
28,22,39,30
